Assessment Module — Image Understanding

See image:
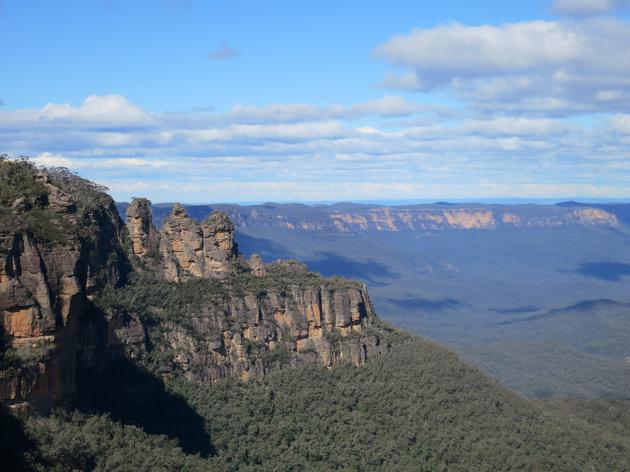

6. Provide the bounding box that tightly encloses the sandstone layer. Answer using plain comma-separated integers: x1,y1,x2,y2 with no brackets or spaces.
1,163,388,415
207,204,620,233
150,263,386,382
0,167,132,414
127,199,238,281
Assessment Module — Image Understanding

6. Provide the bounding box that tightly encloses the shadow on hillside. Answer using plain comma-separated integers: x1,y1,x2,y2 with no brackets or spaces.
1,325,39,470
76,357,214,457
575,261,630,282
75,303,213,457
385,296,464,312
236,232,295,261
0,404,38,471
488,306,541,315
304,251,398,283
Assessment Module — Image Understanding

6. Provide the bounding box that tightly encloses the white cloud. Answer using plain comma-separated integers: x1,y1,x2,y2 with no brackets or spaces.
375,22,583,79
30,152,74,168
0,94,150,128
375,19,630,114
610,114,630,133
3,95,630,202
462,117,578,135
185,122,346,142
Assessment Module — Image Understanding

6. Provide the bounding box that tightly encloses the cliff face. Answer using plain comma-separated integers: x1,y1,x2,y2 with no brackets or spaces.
122,198,386,382
0,164,132,414
126,198,160,258
186,203,619,233
146,262,386,383
1,163,388,414
128,200,237,281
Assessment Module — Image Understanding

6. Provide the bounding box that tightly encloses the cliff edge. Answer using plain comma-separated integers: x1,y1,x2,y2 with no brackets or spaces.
0,159,388,414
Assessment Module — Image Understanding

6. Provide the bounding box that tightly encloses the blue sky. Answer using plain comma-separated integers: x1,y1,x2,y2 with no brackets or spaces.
2,0,630,202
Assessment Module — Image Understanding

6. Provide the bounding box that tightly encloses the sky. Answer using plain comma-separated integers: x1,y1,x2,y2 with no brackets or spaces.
2,0,630,203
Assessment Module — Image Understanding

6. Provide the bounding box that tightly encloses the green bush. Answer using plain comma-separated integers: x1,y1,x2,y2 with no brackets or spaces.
0,155,47,208
23,207,73,245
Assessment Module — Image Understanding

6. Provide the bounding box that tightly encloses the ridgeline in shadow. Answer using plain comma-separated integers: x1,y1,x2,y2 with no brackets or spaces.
75,357,214,457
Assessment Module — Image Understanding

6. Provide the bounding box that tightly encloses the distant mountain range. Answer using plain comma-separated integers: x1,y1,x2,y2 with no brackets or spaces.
117,200,630,399
117,200,630,231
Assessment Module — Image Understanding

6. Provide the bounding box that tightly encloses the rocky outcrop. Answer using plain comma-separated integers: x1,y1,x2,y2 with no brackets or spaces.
159,205,237,281
248,254,266,277
151,264,386,382
159,203,205,281
201,211,237,277
1,162,389,415
126,198,160,258
0,165,131,415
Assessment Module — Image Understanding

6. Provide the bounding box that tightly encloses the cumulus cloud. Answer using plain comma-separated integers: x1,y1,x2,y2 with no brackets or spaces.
375,19,630,114
207,42,238,60
0,94,150,129
30,152,74,168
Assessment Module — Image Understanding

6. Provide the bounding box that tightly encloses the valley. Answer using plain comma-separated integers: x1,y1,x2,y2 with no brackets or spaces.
116,201,630,398
1,159,629,470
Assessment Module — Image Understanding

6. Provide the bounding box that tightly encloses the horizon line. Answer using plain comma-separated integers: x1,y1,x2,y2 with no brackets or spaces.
115,197,630,206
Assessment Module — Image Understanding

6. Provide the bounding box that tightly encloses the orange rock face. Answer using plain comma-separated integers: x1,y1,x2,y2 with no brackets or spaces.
126,198,160,258
159,205,238,281
0,167,132,415
156,275,387,383
311,205,622,232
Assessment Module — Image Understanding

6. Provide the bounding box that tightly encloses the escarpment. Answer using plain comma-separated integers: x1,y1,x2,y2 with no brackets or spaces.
132,261,387,383
1,161,388,415
122,198,386,382
0,162,133,414
188,203,620,234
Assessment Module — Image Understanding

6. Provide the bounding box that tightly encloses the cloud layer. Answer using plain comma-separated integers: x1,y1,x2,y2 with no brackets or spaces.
2,11,629,203
1,93,629,202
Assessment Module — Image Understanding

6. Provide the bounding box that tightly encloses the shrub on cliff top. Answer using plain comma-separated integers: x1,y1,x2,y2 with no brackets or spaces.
0,155,47,208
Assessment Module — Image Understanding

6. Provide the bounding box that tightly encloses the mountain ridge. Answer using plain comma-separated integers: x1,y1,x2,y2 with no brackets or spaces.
116,200,626,233
0,159,389,415
2,159,630,470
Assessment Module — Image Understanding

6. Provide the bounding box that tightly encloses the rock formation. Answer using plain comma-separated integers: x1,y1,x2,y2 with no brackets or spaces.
126,197,160,258
0,165,135,414
0,161,388,415
203,203,620,234
127,199,238,281
201,210,237,277
159,203,205,281
248,254,266,277
152,263,386,382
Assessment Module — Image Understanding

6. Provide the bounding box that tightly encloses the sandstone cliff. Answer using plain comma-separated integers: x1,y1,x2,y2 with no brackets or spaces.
0,162,134,414
126,197,160,258
134,260,387,382
1,160,388,414
175,203,619,233
118,197,388,381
